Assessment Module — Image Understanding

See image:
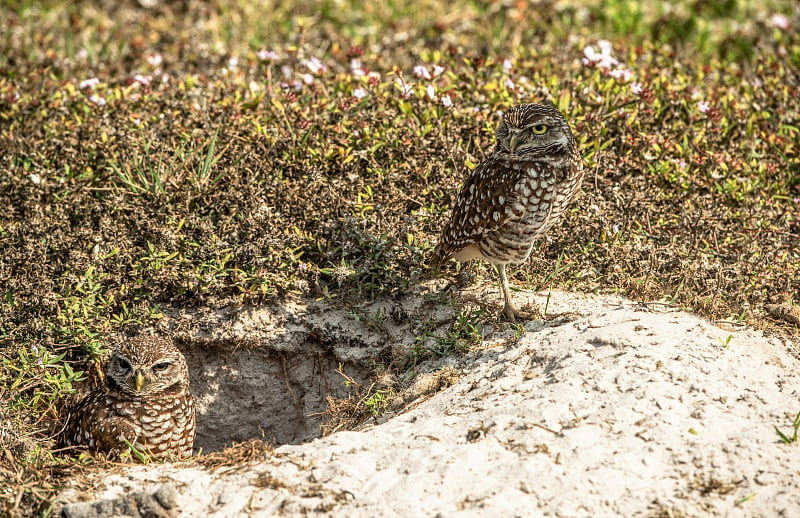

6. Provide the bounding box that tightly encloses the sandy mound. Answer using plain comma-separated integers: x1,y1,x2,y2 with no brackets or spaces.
57,291,800,517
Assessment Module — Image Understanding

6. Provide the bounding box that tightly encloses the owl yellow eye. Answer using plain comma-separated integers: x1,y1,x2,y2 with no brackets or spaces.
532,124,548,135
153,361,171,372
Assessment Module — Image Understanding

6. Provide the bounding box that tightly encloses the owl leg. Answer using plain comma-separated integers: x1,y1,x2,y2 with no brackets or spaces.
497,263,519,320
497,264,541,322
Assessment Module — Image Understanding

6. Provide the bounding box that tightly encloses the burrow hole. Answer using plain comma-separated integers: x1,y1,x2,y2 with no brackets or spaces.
180,343,372,453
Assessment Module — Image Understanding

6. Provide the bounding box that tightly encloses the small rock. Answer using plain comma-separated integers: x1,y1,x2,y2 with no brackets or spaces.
152,484,177,510
61,484,178,518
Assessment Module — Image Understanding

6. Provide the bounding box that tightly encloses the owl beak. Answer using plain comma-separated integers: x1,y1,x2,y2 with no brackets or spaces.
134,371,146,392
509,134,520,153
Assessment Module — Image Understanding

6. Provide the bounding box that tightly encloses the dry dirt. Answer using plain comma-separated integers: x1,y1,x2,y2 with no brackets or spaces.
56,288,800,517
159,286,455,451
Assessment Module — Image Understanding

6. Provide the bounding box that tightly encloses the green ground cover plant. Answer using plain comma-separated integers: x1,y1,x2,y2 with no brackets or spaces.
1,0,798,515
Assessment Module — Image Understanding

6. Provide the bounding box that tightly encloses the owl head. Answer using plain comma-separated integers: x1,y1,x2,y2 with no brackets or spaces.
106,336,189,397
495,103,574,157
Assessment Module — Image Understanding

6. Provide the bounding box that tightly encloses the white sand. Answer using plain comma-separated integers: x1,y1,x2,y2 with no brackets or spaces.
57,291,800,517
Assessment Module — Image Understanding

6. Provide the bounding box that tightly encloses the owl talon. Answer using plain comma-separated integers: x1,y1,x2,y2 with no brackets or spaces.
501,303,542,322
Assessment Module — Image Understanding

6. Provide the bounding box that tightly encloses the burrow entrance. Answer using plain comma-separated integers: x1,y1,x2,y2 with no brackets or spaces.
184,345,371,452
167,291,453,452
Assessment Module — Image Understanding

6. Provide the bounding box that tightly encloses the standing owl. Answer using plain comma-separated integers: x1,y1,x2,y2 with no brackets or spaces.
60,336,195,461
430,103,584,321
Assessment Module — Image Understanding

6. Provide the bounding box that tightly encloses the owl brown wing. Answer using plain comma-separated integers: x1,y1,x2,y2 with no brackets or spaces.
431,156,534,265
61,390,140,455
161,393,196,458
60,391,101,449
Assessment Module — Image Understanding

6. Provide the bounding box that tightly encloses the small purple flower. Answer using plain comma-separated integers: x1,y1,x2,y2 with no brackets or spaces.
502,58,513,72
88,93,106,106
432,65,445,77
609,68,631,81
441,94,453,108
351,59,366,77
79,78,99,90
305,57,327,75
227,57,239,68
697,101,710,113
147,53,163,67
413,65,431,80
582,41,619,69
257,49,280,62
395,77,413,98
504,77,515,90
353,87,367,99
133,74,151,85
302,73,314,85
630,82,643,95
770,13,790,30
425,84,436,100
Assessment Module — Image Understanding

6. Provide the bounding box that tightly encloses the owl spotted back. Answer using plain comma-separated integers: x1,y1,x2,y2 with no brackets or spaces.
60,336,196,461
431,103,584,320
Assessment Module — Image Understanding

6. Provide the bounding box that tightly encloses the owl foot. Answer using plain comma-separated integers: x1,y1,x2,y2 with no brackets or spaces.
500,301,542,322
